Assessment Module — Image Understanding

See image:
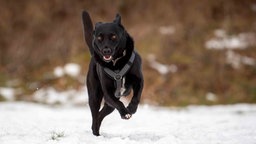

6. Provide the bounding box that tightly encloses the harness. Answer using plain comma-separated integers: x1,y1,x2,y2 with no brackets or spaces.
96,52,136,98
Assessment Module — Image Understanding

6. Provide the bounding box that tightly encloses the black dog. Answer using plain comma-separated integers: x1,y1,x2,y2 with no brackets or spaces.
82,11,144,136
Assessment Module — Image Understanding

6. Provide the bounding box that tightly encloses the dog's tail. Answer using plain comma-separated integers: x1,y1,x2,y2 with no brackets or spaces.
82,10,94,55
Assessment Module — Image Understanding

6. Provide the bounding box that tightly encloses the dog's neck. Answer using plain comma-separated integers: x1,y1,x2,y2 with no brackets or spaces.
112,50,126,66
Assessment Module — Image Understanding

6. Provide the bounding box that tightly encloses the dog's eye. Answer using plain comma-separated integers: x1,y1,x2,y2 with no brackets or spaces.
97,36,103,41
110,35,117,41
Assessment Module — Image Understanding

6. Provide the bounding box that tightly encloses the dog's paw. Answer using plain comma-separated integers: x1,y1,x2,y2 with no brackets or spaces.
119,108,132,120
93,131,100,136
122,113,132,120
125,113,132,119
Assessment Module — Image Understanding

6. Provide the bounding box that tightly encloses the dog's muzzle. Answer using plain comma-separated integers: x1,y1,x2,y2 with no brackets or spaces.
102,48,113,62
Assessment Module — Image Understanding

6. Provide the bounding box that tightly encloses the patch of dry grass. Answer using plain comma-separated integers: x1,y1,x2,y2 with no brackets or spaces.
0,0,255,105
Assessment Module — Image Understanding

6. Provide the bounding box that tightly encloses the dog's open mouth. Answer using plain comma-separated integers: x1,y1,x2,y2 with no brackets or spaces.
103,55,113,61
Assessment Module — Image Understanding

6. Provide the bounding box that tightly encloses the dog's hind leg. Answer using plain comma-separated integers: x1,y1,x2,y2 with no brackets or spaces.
97,103,114,131
88,91,102,136
87,77,103,136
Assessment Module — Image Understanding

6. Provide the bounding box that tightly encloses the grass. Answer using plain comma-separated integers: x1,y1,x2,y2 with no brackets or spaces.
0,0,256,106
0,95,6,102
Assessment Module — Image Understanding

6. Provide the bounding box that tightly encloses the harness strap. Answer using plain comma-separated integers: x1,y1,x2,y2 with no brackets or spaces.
99,52,136,98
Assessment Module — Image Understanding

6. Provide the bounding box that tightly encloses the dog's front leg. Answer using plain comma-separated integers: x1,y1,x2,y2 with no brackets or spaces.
127,76,144,114
103,91,132,119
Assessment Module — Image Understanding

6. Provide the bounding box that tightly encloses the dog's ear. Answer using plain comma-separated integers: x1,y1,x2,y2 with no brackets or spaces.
82,10,94,55
113,14,121,25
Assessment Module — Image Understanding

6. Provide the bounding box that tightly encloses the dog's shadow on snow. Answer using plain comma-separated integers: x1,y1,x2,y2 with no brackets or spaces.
101,132,162,141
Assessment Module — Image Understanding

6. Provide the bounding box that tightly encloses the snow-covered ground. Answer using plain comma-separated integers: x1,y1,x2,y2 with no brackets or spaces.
0,102,256,144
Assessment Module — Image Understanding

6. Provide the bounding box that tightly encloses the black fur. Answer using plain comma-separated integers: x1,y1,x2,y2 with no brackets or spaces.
82,11,144,136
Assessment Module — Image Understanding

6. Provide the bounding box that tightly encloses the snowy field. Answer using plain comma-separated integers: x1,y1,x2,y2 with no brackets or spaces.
0,102,256,144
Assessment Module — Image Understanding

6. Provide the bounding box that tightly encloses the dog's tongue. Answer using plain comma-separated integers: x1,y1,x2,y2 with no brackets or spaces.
103,55,112,61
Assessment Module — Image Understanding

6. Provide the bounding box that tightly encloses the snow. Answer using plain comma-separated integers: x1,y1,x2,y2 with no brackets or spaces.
0,87,15,101
205,30,256,69
1,102,256,144
147,54,178,75
64,63,81,78
53,63,81,78
205,92,218,102
159,26,175,35
53,66,65,78
33,86,88,105
205,30,256,50
226,50,255,69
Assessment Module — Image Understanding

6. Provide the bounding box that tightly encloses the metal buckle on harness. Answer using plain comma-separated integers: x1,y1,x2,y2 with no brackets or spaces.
114,74,122,80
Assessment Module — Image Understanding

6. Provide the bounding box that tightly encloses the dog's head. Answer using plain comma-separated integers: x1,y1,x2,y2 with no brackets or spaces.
92,14,133,64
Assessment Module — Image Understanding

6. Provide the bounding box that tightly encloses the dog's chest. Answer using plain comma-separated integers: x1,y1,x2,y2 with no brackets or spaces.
120,76,126,96
96,63,128,98
110,69,127,97
96,52,135,98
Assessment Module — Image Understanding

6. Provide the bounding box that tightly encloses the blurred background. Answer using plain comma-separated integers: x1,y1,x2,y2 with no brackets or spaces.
0,0,255,106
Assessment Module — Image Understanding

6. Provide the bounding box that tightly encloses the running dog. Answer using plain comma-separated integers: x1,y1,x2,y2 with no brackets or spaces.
82,11,143,136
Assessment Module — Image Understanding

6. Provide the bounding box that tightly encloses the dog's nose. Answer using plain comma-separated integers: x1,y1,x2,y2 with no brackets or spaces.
102,48,112,55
